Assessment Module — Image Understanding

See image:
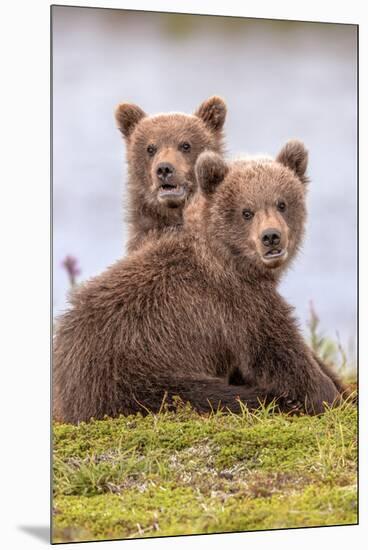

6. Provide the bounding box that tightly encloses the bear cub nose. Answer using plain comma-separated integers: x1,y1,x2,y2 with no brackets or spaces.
261,228,281,247
156,163,175,181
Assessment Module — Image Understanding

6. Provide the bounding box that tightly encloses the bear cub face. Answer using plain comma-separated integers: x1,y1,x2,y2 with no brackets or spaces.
196,140,309,277
115,96,226,212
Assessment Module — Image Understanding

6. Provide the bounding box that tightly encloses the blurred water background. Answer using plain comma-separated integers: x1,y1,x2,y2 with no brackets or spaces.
52,7,357,358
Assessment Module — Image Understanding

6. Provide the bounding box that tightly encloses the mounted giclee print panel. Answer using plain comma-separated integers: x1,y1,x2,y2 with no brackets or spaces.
51,4,358,544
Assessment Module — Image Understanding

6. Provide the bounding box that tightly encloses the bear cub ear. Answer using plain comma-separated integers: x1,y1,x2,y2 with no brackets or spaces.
115,103,146,138
195,151,228,196
194,96,227,133
276,140,309,183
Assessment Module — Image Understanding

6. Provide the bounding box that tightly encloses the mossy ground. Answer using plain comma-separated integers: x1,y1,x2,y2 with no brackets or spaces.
52,397,357,543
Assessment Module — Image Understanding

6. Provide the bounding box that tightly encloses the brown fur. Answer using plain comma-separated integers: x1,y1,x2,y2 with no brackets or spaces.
115,101,345,397
115,102,343,395
53,141,342,424
188,145,346,396
115,96,227,252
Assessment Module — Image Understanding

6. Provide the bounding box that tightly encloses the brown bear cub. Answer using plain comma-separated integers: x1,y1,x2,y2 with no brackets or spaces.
116,99,345,396
115,96,226,252
53,140,342,424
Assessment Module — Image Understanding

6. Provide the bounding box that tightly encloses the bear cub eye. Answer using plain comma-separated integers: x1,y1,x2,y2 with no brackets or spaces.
277,200,287,212
179,142,191,153
147,144,157,157
242,209,254,220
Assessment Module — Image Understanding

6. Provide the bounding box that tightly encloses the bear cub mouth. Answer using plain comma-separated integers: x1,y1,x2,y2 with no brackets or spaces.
262,248,288,266
158,182,187,202
264,248,284,258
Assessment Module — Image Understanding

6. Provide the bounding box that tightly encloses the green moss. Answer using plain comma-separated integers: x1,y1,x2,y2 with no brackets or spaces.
53,483,356,543
211,484,357,533
53,402,357,543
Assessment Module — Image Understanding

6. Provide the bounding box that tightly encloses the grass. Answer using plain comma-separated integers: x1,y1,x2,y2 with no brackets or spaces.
52,397,357,543
307,300,357,387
